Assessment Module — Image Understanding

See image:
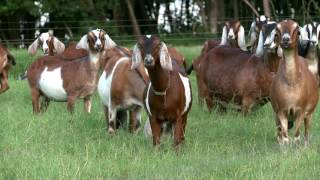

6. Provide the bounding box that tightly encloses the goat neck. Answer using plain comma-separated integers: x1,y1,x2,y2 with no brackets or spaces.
281,48,300,84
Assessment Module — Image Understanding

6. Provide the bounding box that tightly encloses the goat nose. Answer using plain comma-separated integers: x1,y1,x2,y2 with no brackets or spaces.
282,36,290,43
144,55,154,66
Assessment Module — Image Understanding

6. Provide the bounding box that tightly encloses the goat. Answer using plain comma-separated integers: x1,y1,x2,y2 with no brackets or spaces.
259,22,282,73
131,35,192,147
270,20,318,145
299,22,320,82
248,15,275,53
26,29,115,113
198,27,281,113
0,43,16,94
220,20,247,51
28,31,65,56
186,40,220,106
98,45,148,134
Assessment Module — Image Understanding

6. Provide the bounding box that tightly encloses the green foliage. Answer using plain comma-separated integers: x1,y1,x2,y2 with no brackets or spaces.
1,47,320,178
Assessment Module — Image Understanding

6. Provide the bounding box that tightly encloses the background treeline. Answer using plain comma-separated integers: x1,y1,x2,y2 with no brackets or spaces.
0,0,319,46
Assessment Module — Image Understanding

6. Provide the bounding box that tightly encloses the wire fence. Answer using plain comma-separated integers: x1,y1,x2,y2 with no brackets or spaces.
1,15,318,46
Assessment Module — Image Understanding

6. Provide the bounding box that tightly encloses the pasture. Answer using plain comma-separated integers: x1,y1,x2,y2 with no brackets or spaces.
1,46,320,179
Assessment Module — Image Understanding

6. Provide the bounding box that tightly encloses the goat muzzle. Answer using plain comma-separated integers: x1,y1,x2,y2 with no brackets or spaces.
144,54,154,67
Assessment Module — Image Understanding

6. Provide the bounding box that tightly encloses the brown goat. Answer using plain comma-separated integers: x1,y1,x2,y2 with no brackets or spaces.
131,35,192,147
98,46,149,134
27,29,115,113
0,43,16,94
186,40,220,105
270,20,318,145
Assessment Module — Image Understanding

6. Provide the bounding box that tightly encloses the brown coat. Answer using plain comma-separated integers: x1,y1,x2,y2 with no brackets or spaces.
0,43,16,94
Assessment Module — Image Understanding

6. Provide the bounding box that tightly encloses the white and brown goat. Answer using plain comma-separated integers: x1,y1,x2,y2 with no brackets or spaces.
299,22,320,81
220,20,247,51
131,35,192,147
270,20,318,145
28,31,65,56
98,45,149,134
0,43,16,94
26,29,115,113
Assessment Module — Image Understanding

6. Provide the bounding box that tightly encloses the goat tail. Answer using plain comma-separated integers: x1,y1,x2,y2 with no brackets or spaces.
7,53,16,66
186,63,194,75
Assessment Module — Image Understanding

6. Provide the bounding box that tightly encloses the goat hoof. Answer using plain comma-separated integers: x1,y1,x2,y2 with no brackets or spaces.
277,136,289,145
108,128,115,135
293,136,301,144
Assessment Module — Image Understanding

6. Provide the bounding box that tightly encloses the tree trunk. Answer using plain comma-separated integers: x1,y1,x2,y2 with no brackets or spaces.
263,0,271,18
195,0,208,30
125,0,141,37
233,0,239,19
208,0,220,33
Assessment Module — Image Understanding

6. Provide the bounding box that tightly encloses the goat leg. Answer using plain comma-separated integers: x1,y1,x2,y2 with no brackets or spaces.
277,113,289,145
173,116,184,148
304,114,313,145
293,113,304,143
83,96,92,113
0,71,9,94
67,96,76,113
129,106,141,133
108,108,117,134
150,117,161,147
31,88,41,114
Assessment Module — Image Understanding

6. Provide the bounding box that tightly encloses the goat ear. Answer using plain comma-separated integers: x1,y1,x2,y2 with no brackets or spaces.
76,35,88,50
159,42,172,71
255,31,264,57
249,22,257,46
131,43,141,69
317,25,320,48
220,26,228,45
277,47,283,57
53,37,65,54
237,25,247,51
299,26,309,41
104,34,116,49
28,38,39,56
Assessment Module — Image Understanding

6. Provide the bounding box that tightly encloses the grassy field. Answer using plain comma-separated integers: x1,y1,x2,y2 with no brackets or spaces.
1,46,320,179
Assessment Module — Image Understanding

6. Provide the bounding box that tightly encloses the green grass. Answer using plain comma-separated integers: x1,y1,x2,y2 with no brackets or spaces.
1,47,320,179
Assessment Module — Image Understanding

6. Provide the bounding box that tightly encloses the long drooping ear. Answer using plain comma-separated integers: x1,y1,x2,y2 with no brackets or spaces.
255,30,264,57
220,26,228,45
53,37,65,54
277,46,283,57
237,25,247,51
76,34,88,50
28,38,39,56
159,42,172,71
299,26,309,41
317,24,320,48
104,34,116,49
131,43,141,69
249,22,257,46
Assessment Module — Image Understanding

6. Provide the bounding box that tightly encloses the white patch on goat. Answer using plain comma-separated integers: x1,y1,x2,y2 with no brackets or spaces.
308,62,318,75
264,29,277,49
256,31,264,57
92,29,102,47
179,73,191,114
283,33,290,40
89,53,100,65
39,67,67,101
39,33,50,53
98,57,128,107
145,83,152,116
228,29,235,39
146,35,152,39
